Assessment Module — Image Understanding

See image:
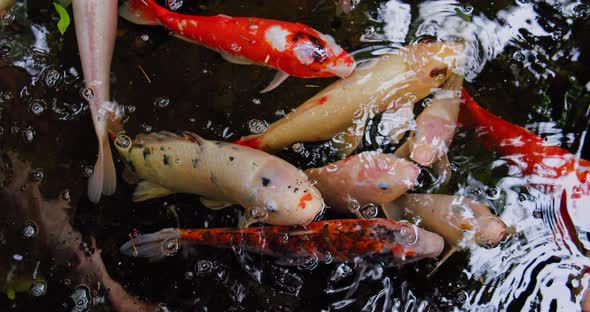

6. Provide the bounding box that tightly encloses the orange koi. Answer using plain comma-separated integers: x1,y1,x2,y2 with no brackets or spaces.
120,0,356,92
120,219,445,265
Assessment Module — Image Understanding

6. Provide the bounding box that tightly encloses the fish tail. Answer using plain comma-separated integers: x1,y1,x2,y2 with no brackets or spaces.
119,0,160,26
458,88,478,128
88,126,117,203
120,228,182,261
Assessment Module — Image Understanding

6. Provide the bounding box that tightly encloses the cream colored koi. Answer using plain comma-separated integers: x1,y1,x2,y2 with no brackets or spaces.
114,131,324,227
235,41,464,154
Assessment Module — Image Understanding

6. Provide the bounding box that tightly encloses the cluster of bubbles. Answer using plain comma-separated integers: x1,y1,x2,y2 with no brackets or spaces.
247,119,268,135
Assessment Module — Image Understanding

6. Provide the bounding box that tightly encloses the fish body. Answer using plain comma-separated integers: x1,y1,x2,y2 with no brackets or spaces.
72,0,119,203
305,152,419,213
120,0,356,92
120,219,444,265
234,41,464,152
114,131,324,226
459,89,590,232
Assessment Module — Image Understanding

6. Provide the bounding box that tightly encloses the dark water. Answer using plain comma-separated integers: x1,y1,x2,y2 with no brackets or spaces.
1,0,589,311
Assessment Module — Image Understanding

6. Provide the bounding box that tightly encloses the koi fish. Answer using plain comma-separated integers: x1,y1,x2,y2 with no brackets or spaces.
119,0,356,93
114,131,324,227
459,89,590,233
234,41,464,153
383,194,509,275
72,0,119,203
395,74,464,167
120,219,445,265
304,152,419,215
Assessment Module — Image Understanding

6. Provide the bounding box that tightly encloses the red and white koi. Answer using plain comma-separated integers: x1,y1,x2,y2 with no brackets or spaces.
119,0,356,92
234,41,464,153
72,0,120,203
114,131,324,227
305,152,419,215
120,219,445,265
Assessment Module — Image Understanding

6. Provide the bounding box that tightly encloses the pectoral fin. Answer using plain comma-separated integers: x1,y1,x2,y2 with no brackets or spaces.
200,197,232,210
220,52,254,65
260,71,290,93
133,181,174,202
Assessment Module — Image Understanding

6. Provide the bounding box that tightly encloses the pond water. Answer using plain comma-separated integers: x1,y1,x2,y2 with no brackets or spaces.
0,0,589,311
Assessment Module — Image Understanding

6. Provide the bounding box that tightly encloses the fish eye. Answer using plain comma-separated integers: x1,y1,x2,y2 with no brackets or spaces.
429,66,448,80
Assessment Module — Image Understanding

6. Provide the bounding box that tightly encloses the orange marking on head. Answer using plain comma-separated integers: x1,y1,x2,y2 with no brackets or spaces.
405,249,417,257
233,137,262,149
298,193,313,209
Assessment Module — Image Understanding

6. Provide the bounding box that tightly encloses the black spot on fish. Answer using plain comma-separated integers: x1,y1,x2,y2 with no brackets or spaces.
210,176,217,184
265,203,277,212
127,161,136,173
231,147,238,150
192,158,199,168
261,177,271,187
133,143,144,149
163,154,170,166
229,156,235,161
143,147,151,160
160,146,165,151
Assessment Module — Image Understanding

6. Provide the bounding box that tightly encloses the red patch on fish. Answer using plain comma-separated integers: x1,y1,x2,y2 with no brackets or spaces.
233,137,262,149
317,96,328,105
405,250,417,257
298,193,313,209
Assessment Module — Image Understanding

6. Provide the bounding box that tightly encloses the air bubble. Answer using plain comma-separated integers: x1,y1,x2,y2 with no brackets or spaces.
281,233,289,243
162,238,179,256
291,143,304,153
486,187,500,200
154,96,171,108
126,105,136,114
322,252,333,264
166,0,183,11
394,221,418,246
31,168,44,182
360,203,378,219
22,127,36,143
140,123,152,132
0,44,10,57
195,260,213,275
28,100,47,116
0,9,15,25
23,221,38,238
29,280,47,297
252,98,261,105
71,286,91,312
115,134,132,149
250,207,269,221
512,51,525,62
80,87,95,101
274,109,286,117
573,4,589,18
248,119,268,135
518,193,528,203
461,4,474,14
347,199,361,212
297,254,319,271
533,210,543,218
42,68,62,88
422,98,432,107
455,290,468,304
82,165,94,178
61,189,71,202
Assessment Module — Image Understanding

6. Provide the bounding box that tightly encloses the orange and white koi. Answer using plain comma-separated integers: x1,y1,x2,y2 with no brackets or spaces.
119,0,356,92
234,41,464,153
72,0,119,203
114,131,324,227
305,152,419,215
120,219,444,265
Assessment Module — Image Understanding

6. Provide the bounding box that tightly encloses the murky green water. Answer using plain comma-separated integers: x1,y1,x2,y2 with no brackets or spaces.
1,0,589,311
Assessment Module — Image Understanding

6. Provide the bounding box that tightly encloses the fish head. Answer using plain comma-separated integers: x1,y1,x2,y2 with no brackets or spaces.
289,30,356,78
251,160,325,226
402,41,465,90
352,153,420,203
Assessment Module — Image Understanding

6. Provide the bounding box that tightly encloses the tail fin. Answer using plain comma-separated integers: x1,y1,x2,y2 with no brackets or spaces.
88,128,117,203
120,228,181,261
119,0,160,25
